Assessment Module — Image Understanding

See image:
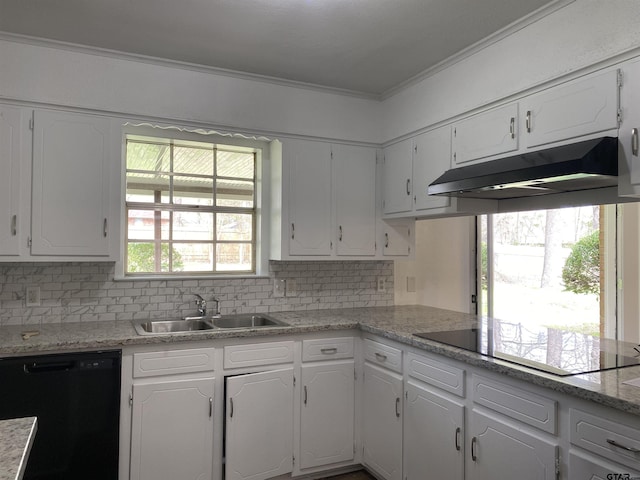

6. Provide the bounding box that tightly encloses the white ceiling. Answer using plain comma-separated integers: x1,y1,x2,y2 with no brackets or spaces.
0,0,554,96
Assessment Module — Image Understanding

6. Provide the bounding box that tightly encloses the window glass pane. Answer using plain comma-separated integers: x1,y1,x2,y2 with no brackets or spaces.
126,173,170,203
216,179,254,207
217,151,254,179
173,176,214,205
127,142,170,172
173,145,214,175
173,211,214,240
127,242,171,273
217,243,252,271
172,243,213,272
217,213,252,241
128,210,169,240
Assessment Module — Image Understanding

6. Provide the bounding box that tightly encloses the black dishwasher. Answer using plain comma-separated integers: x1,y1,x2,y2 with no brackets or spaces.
0,350,121,480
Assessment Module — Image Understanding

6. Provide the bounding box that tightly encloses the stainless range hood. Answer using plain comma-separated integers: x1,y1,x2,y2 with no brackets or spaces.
427,136,618,200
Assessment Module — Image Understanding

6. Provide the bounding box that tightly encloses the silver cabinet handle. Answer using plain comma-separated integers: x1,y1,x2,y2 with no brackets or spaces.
395,397,400,418
103,218,108,238
632,128,639,156
320,347,338,354
209,397,213,417
291,223,295,240
339,225,343,241
384,233,389,248
406,179,411,196
229,398,234,418
375,352,388,362
11,215,16,236
303,386,308,405
509,117,515,139
607,438,640,453
471,437,478,461
455,427,461,451
526,110,532,133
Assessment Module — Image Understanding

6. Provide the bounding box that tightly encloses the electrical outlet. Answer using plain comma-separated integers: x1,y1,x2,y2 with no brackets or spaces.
286,279,297,297
377,278,386,293
273,279,286,298
26,286,41,307
407,276,416,293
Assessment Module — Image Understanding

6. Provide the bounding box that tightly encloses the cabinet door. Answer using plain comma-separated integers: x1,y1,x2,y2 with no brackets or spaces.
619,60,640,195
381,221,412,257
32,109,112,256
523,69,619,149
452,103,519,165
226,368,294,480
130,378,214,480
404,381,464,480
413,127,451,211
382,139,413,215
569,450,640,480
333,144,376,256
467,409,558,480
286,139,332,256
362,363,403,480
300,361,355,469
0,105,24,256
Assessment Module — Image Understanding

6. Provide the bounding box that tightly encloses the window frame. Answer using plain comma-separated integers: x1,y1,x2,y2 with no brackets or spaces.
116,125,271,280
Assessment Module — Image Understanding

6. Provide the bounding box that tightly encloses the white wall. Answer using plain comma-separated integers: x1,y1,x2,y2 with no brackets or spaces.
395,217,475,313
381,0,640,143
0,39,381,143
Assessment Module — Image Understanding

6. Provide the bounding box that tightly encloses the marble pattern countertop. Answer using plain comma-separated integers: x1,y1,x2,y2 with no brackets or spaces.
0,417,37,480
2,305,640,416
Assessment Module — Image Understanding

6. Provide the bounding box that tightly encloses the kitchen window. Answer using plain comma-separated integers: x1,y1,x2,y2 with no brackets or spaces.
125,134,257,276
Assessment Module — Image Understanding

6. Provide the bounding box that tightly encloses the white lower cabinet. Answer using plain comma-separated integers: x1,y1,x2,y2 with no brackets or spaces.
404,380,464,480
225,368,294,480
467,409,558,480
569,450,640,480
129,378,214,480
300,360,355,469
362,362,403,480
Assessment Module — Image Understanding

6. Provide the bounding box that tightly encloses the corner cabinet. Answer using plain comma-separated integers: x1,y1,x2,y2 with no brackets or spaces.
0,105,120,261
271,138,384,260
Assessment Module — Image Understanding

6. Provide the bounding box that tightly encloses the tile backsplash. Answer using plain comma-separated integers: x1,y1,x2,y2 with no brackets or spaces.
0,261,393,326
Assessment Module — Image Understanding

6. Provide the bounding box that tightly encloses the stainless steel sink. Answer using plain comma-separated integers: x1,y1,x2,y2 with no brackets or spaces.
212,314,288,329
133,318,215,335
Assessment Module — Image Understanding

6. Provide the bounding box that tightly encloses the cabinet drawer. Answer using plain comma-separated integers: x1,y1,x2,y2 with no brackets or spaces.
223,341,294,369
570,408,640,470
569,450,640,480
472,374,556,434
133,347,215,378
302,337,354,362
407,352,465,397
364,338,402,373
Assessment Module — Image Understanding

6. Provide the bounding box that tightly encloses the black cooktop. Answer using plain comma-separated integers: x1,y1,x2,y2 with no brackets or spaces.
414,322,640,376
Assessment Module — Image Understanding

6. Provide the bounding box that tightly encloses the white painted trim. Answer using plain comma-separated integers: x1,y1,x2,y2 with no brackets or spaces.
379,0,577,100
0,31,379,101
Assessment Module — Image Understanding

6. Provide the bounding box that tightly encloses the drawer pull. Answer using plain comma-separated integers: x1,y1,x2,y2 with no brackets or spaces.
606,438,640,453
375,352,388,362
455,427,461,451
320,347,338,355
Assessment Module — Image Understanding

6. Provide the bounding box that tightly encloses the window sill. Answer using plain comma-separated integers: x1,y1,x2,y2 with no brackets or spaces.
113,273,271,282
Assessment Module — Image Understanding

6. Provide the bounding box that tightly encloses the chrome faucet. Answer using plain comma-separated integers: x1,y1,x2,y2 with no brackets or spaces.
194,294,206,317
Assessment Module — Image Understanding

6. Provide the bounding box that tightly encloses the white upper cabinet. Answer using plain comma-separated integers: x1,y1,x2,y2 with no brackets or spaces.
272,138,382,260
452,103,519,166
618,59,640,197
333,144,376,256
286,138,333,256
32,109,114,256
382,139,413,215
0,105,26,256
413,127,451,211
522,69,619,148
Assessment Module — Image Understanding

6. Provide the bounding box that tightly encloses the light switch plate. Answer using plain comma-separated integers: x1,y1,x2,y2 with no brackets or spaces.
286,279,297,296
407,276,416,293
377,278,386,293
26,286,41,307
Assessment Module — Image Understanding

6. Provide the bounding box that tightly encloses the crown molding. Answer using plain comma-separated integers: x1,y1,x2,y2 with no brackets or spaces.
0,31,380,101
380,0,576,100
